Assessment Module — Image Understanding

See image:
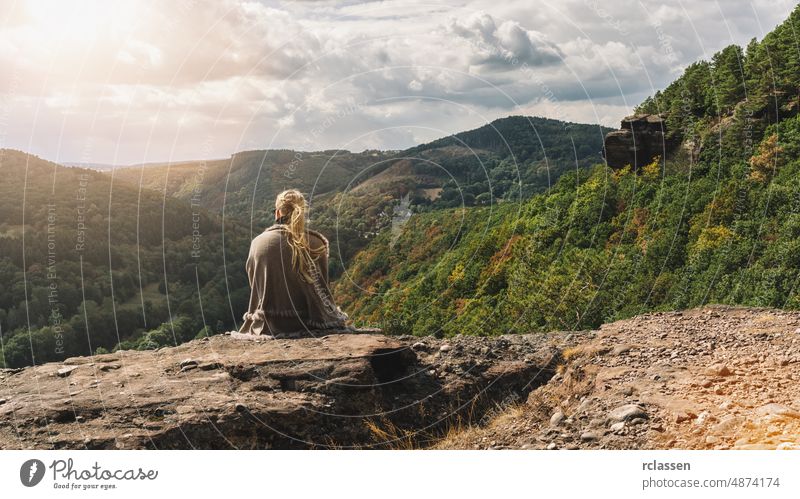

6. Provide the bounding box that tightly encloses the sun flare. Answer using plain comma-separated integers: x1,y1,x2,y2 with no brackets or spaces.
22,0,140,42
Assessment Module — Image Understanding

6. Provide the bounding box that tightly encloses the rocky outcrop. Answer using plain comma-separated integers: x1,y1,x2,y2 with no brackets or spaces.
438,306,800,450
0,331,563,449
603,114,678,170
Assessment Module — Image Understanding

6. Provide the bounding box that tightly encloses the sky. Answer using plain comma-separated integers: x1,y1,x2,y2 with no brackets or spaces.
0,0,796,165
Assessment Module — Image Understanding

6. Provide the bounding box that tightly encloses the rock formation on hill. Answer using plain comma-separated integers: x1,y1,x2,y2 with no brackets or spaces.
603,114,679,170
0,331,563,449
439,306,800,450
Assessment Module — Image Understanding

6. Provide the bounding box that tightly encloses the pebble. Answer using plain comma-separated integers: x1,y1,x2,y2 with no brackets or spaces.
57,366,78,378
706,364,733,377
695,411,713,426
439,344,452,353
179,358,198,368
612,345,632,355
755,403,800,419
580,431,598,441
713,415,744,434
411,342,427,351
705,435,720,444
550,411,565,427
675,411,697,423
546,442,557,450
609,422,625,432
608,404,647,422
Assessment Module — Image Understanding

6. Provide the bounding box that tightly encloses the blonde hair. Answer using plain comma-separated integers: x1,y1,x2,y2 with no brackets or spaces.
275,189,326,283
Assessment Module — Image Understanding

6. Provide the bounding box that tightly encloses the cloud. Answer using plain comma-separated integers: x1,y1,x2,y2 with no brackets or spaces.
447,11,563,71
0,0,797,164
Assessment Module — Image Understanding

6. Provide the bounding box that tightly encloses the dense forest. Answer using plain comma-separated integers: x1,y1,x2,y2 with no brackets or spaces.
0,113,605,368
0,151,252,367
336,6,800,336
112,117,608,277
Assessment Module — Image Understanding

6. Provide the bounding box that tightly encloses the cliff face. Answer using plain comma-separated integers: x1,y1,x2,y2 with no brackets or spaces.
0,331,563,449
603,114,679,170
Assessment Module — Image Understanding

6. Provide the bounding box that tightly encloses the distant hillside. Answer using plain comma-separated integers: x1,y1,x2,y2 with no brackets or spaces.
108,116,609,275
111,149,392,226
0,149,252,368
336,5,800,336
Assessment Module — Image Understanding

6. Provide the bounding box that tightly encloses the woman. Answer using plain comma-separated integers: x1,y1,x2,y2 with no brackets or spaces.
238,189,349,336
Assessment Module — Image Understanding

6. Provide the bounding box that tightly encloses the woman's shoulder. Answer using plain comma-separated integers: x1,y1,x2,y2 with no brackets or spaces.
306,228,329,248
260,224,328,246
253,225,286,245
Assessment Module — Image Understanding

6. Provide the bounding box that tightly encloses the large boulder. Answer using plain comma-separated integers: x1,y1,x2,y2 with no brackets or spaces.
0,331,562,449
603,114,678,170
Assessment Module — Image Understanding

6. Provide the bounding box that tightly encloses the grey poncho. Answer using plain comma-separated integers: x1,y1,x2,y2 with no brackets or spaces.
238,224,349,335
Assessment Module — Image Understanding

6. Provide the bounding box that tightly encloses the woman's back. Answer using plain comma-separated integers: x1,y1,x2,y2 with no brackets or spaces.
238,224,347,336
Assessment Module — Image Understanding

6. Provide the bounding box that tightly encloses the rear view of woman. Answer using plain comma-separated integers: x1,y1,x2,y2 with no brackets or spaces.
238,189,349,336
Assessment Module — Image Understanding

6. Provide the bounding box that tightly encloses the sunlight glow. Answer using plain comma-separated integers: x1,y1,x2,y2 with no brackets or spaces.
23,0,140,42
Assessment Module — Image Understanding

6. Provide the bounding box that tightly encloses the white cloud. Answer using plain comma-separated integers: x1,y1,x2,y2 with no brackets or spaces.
0,0,796,164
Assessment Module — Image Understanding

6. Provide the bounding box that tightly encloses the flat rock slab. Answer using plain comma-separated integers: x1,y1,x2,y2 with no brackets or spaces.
0,332,563,449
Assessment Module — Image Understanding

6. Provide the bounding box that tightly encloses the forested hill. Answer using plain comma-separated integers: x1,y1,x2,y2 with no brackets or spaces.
337,5,800,336
107,116,609,277
0,111,607,368
0,150,253,368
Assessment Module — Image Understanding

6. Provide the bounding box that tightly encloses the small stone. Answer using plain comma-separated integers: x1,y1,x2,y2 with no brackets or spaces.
608,404,647,422
612,344,632,355
179,364,198,373
609,422,625,432
580,431,598,442
179,358,198,368
550,411,565,427
675,411,697,423
546,442,557,450
439,344,452,353
575,398,593,414
411,342,427,351
75,415,85,423
0,398,6,405
713,415,744,434
695,411,713,426
630,418,647,425
706,364,732,377
705,435,720,444
57,366,78,377
755,403,800,419
701,379,713,388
